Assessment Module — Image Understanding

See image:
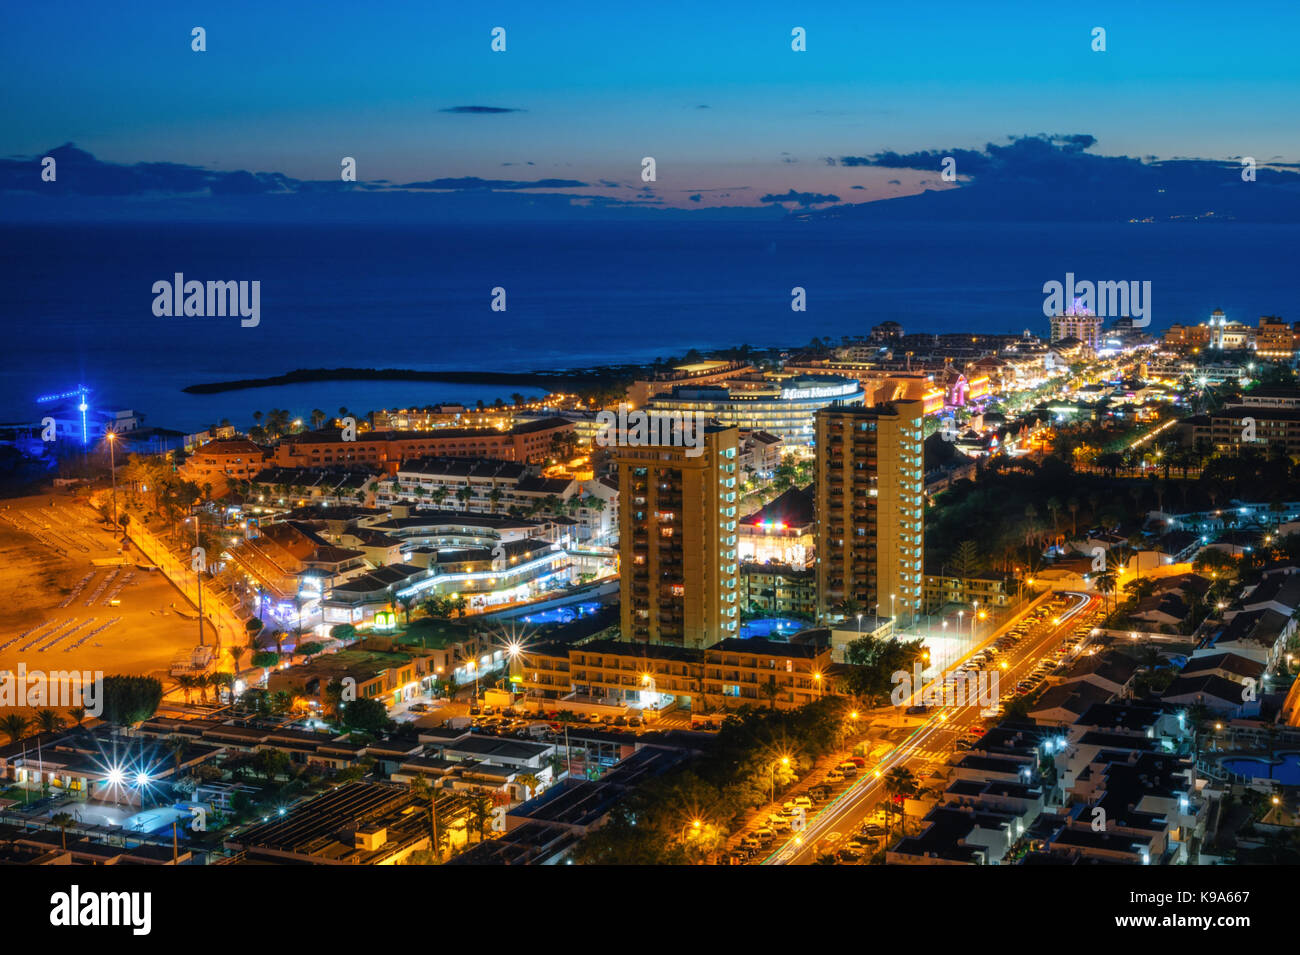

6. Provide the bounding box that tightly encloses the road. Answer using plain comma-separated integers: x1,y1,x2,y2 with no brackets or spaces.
762,590,1101,865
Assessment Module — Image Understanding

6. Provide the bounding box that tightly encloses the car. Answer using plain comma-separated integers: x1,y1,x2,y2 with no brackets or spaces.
954,738,974,750
904,704,929,715
837,845,864,861
768,815,792,833
469,705,482,716
408,703,429,712
847,756,867,768
482,705,496,716
808,784,833,802
587,713,605,724
613,715,628,727
740,835,764,851
626,716,642,728
966,725,987,737
719,851,746,865
825,769,845,784
859,823,887,837
838,761,859,776
753,827,775,843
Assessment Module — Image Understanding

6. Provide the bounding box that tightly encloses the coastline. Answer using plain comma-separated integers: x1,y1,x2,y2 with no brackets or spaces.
180,366,644,396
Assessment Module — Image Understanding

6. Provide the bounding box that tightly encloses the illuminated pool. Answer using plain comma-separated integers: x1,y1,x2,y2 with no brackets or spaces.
519,602,602,626
739,617,808,640
1221,753,1300,786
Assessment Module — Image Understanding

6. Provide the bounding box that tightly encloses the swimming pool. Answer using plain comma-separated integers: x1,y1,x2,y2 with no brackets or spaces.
739,617,808,640
1221,752,1300,786
518,602,602,626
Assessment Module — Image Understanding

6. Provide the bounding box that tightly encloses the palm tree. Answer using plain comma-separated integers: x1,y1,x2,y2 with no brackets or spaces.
34,709,64,735
69,706,87,728
469,793,493,842
884,766,918,836
835,597,862,620
0,714,29,745
227,644,245,675
50,812,75,850
177,674,196,704
1095,570,1117,615
760,676,782,710
515,773,542,801
310,408,326,430
398,594,415,625
409,776,441,860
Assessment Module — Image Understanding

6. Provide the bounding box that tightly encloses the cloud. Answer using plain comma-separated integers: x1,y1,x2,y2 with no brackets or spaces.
804,134,1300,222
688,193,702,202
0,142,312,196
439,106,525,114
398,176,588,190
760,189,840,206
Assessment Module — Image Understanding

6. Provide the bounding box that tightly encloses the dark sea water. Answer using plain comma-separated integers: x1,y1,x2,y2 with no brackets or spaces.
1,219,1296,432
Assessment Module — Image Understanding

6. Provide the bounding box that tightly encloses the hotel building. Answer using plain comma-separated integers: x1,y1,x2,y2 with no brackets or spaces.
1049,310,1103,351
614,426,740,648
644,373,864,446
272,418,574,469
815,400,925,626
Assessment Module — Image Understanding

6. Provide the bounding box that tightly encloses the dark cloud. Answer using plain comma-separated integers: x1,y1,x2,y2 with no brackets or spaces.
806,134,1300,222
399,176,588,190
0,143,310,196
851,185,866,190
439,106,525,114
760,189,840,206
688,193,702,202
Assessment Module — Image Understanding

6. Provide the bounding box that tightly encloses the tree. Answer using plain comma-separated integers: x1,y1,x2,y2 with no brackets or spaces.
35,709,65,735
952,539,980,603
469,792,493,842
51,812,75,850
409,776,442,861
884,766,917,836
1094,570,1117,615
100,675,164,726
0,714,29,744
342,698,393,735
760,676,782,710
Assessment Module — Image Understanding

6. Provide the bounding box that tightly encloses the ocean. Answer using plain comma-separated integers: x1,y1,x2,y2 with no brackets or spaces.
2,218,1296,432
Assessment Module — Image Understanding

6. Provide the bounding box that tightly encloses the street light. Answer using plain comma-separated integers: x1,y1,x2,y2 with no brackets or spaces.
105,429,119,536
771,755,790,804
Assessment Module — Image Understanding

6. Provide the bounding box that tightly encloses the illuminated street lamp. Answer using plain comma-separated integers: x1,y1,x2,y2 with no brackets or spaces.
105,428,119,535
770,755,790,803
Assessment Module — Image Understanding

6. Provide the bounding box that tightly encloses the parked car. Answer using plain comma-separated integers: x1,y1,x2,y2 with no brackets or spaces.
825,769,845,784
838,761,859,776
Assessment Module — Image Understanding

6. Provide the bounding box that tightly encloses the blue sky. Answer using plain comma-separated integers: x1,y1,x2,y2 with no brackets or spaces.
4,0,1299,209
